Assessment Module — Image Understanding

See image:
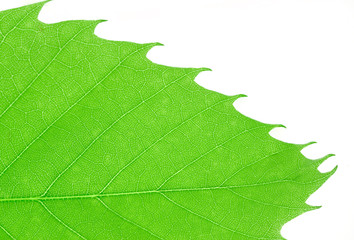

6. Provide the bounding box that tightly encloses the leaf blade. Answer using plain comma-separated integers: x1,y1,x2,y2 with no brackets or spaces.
0,1,335,239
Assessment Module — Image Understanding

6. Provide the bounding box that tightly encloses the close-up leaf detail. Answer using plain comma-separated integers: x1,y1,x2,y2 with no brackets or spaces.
0,1,336,239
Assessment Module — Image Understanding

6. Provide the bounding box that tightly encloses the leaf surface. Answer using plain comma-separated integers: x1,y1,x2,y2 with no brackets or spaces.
0,1,335,239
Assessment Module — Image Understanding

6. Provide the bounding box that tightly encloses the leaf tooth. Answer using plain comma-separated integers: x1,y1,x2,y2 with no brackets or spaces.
183,67,212,75
80,19,107,36
321,164,338,177
152,42,164,47
270,123,286,130
227,93,247,103
233,93,247,100
260,123,286,133
95,19,108,24
237,93,248,98
307,204,323,211
199,67,212,72
53,19,109,36
297,141,317,150
145,42,164,48
313,153,336,167
83,19,109,32
135,42,164,57
13,0,49,18
303,165,338,210
311,154,337,181
31,0,52,6
186,67,212,79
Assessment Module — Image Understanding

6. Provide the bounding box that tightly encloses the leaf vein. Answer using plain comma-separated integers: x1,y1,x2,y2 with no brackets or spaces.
96,197,164,240
40,69,202,196
159,192,281,240
0,43,157,179
38,200,87,240
0,224,16,240
157,125,269,190
99,96,238,193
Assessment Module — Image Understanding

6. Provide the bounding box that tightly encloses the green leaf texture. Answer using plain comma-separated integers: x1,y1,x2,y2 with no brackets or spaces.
0,1,336,239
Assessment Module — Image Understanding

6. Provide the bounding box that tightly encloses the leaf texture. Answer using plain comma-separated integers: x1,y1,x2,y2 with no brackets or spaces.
0,1,336,239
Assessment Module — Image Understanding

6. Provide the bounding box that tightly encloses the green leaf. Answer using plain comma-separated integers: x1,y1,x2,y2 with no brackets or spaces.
0,1,336,239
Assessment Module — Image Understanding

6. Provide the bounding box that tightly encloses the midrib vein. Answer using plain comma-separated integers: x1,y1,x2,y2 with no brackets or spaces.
0,186,253,202
0,178,321,203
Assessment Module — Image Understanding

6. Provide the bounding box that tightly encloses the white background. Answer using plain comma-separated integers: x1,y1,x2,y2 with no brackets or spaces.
1,0,353,239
